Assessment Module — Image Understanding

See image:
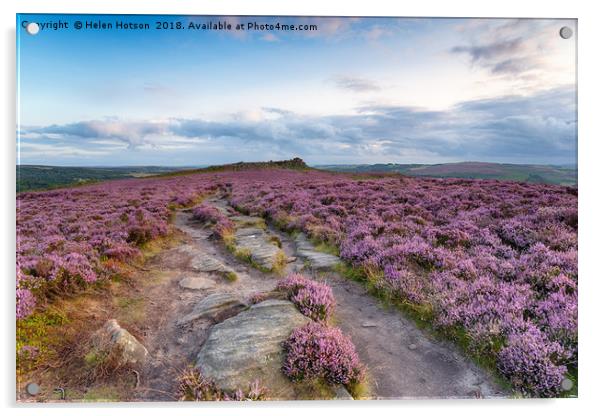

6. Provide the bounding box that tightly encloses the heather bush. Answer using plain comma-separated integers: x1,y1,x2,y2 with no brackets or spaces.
192,203,235,239
282,322,365,386
277,274,335,322
497,326,567,397
191,204,221,223
16,287,35,319
171,193,196,207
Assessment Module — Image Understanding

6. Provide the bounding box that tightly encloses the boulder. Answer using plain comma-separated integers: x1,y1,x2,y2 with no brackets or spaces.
195,299,310,398
178,276,216,290
91,319,148,366
177,293,247,326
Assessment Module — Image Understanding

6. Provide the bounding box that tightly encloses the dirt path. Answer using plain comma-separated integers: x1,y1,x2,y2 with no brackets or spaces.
271,225,506,399
134,196,506,400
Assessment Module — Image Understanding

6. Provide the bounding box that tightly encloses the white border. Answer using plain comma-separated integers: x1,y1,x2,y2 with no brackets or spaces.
2,1,601,415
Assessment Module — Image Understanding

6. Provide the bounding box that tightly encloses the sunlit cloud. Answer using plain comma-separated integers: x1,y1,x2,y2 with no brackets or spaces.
19,86,576,165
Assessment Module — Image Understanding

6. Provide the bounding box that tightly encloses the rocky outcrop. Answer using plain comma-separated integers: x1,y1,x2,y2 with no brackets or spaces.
91,319,148,366
295,234,341,270
177,293,247,326
195,299,310,399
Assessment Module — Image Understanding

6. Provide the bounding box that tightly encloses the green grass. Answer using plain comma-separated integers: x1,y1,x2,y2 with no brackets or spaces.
82,386,124,402
223,270,239,282
311,239,340,256
17,308,69,374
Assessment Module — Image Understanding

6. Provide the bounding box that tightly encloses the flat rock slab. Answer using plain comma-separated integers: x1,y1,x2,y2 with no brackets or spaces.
196,299,311,398
178,244,202,256
177,293,247,326
178,276,216,290
190,252,234,275
234,227,282,270
295,234,341,270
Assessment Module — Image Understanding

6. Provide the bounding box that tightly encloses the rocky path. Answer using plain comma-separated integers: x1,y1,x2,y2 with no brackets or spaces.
271,223,506,399
134,196,506,401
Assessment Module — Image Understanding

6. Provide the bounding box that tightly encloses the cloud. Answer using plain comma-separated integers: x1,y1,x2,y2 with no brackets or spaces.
451,38,523,67
19,87,576,165
331,75,381,92
32,119,170,149
450,19,576,91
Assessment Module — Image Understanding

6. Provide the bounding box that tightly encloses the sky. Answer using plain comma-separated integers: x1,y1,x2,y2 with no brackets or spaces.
16,15,577,166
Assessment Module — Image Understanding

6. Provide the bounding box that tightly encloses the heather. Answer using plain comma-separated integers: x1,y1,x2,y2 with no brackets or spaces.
277,273,335,322
16,175,219,318
192,202,235,239
228,173,578,396
16,170,330,318
16,168,578,396
282,322,365,386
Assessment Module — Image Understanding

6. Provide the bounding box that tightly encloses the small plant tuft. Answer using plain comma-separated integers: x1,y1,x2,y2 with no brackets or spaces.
177,367,268,401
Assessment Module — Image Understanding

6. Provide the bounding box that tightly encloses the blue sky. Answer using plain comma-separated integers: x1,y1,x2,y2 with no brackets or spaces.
17,15,577,166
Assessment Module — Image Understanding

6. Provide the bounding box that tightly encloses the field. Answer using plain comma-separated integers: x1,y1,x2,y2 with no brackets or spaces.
16,165,195,192
317,162,577,186
16,161,577,399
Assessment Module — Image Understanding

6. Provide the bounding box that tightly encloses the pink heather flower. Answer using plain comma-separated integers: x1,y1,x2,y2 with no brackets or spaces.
16,287,35,319
277,274,335,321
282,322,365,386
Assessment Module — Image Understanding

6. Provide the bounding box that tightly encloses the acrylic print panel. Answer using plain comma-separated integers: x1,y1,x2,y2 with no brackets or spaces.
16,14,577,402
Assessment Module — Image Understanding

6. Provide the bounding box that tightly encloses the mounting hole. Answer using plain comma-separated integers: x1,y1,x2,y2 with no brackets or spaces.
26,382,40,396
559,26,573,39
26,22,40,35
561,378,574,391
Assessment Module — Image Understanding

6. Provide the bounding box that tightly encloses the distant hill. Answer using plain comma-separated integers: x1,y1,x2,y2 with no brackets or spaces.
155,157,310,177
16,159,310,192
315,161,577,186
17,160,576,192
16,165,192,192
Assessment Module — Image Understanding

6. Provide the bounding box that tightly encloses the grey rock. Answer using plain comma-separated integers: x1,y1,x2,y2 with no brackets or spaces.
361,321,378,328
295,234,341,270
234,227,283,271
91,319,148,366
178,244,201,256
195,299,310,398
333,385,354,400
177,293,247,326
190,252,234,275
178,276,216,290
